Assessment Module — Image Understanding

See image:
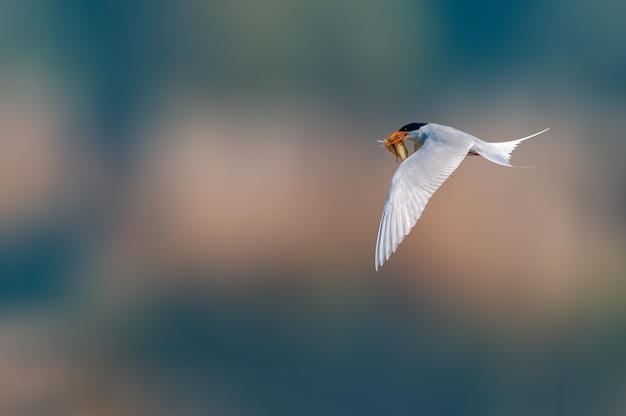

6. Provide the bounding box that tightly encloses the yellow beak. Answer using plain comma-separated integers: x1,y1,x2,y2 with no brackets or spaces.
382,131,410,161
386,131,409,145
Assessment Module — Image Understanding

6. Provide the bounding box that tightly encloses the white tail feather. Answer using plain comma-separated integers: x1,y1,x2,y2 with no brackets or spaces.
475,128,549,167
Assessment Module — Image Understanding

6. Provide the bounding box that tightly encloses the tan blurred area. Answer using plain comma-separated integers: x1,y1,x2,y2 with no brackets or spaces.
0,94,68,232
2,90,624,327
0,316,145,416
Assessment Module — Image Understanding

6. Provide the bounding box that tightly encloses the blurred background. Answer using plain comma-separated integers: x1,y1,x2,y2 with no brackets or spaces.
1,0,626,414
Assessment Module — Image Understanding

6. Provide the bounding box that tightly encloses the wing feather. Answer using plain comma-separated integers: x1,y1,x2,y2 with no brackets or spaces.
375,136,473,270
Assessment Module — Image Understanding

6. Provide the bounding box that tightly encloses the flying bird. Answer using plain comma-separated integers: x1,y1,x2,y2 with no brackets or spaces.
375,122,549,270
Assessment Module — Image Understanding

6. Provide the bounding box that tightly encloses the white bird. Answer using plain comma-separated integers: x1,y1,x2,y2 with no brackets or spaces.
375,122,549,270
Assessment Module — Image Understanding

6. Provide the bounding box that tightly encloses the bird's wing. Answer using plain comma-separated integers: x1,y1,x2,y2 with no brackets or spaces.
375,136,473,270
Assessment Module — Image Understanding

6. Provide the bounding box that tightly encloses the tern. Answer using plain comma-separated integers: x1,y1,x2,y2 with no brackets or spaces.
375,122,549,270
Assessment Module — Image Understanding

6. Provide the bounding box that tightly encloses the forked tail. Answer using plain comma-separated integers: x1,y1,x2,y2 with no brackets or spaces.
475,128,549,167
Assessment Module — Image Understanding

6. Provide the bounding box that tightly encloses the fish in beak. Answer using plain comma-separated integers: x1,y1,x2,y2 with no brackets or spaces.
380,131,409,162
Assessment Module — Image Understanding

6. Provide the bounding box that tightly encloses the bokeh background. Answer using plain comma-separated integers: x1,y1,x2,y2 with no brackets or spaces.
1,0,626,414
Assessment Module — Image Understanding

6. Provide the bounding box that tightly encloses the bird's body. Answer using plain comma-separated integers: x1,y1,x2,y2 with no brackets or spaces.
375,123,549,270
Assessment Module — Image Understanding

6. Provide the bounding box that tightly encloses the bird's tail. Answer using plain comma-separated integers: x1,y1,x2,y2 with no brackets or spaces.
475,128,549,167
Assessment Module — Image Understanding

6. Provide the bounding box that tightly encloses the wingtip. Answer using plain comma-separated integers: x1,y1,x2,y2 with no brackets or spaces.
375,252,386,271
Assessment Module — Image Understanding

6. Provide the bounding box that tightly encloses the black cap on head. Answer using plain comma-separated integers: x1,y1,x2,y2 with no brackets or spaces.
399,122,427,132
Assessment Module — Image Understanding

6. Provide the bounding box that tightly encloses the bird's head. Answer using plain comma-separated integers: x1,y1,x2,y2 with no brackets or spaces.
379,122,427,161
390,122,428,142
